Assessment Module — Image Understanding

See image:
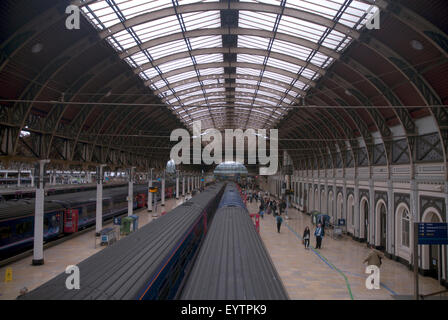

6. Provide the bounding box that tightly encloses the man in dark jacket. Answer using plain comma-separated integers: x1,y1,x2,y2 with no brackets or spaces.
276,215,283,233
314,223,324,249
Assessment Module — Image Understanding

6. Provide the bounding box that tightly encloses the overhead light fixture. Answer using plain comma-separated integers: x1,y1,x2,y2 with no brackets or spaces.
345,89,352,96
31,43,43,53
410,39,424,51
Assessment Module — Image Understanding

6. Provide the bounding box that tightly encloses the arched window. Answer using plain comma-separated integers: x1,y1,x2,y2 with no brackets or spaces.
347,194,354,226
328,191,334,218
401,208,410,248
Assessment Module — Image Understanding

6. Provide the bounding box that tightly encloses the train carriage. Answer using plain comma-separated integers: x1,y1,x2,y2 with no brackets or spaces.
19,183,225,300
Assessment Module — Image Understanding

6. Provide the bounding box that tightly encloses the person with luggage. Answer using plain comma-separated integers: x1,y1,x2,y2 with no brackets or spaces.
303,226,310,249
363,247,385,269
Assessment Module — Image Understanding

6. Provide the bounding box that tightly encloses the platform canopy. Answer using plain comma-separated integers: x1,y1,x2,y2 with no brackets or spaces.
1,0,447,170
75,0,379,130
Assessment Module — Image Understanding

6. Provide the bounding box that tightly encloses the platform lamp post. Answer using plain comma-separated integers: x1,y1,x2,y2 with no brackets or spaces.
182,172,185,197
147,168,154,212
95,164,106,236
187,174,190,194
127,167,135,216
32,159,50,265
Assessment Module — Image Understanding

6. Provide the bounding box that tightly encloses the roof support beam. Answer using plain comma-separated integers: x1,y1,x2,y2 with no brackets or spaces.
120,27,339,60
99,2,358,41
145,61,315,89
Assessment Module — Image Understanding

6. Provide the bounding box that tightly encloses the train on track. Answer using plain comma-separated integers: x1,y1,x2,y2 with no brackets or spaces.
181,182,289,300
19,183,225,300
0,180,177,260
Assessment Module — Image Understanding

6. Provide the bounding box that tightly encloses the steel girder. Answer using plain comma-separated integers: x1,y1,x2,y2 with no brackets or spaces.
145,61,315,89
328,72,390,166
98,2,358,42
174,91,290,110
44,56,119,159
158,73,306,101
134,47,324,76
163,83,299,106
10,35,98,156
286,108,343,167
338,55,415,167
363,36,448,163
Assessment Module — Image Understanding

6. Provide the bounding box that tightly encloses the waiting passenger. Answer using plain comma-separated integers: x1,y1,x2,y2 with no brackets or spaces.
303,226,310,249
314,223,324,249
363,248,385,269
259,202,265,219
276,214,283,233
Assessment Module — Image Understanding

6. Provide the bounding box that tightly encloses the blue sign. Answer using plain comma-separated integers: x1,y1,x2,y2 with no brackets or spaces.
338,219,346,226
113,217,121,225
418,223,448,245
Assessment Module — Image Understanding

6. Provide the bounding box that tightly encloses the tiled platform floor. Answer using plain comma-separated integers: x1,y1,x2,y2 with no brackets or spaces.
2,192,446,300
247,198,447,300
0,196,186,300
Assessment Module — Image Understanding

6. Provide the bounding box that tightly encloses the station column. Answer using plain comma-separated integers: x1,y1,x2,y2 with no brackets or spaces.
176,171,179,200
187,175,190,194
161,171,165,207
354,178,360,239
96,164,106,236
32,159,50,265
182,174,185,197
128,167,135,216
148,169,153,212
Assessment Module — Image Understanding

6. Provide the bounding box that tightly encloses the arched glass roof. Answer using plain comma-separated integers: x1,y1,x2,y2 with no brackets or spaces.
76,0,379,130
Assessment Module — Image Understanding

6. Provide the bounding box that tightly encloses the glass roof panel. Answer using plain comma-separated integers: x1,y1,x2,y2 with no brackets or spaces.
189,35,222,49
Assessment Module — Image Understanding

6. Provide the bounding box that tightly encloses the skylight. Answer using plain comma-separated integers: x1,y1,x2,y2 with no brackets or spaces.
78,0,379,130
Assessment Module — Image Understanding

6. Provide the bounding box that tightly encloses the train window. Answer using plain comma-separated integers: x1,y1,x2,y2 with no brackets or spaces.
15,221,32,235
0,225,11,239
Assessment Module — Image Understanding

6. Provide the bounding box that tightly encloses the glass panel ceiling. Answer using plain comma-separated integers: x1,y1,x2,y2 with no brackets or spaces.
80,0,379,130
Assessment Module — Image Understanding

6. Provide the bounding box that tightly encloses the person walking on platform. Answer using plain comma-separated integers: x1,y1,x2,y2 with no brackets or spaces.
266,201,272,215
276,214,283,233
259,202,265,219
303,226,310,249
314,223,324,249
279,199,286,215
272,200,278,216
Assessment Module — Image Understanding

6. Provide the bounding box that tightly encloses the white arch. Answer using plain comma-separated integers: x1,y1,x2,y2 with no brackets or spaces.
308,186,313,212
328,190,334,222
360,196,369,240
421,207,445,279
395,202,412,262
314,188,319,212
337,192,343,223
375,199,387,247
347,194,355,234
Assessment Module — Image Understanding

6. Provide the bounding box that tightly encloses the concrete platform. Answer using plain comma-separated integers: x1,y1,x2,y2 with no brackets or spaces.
0,196,187,300
246,199,447,300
